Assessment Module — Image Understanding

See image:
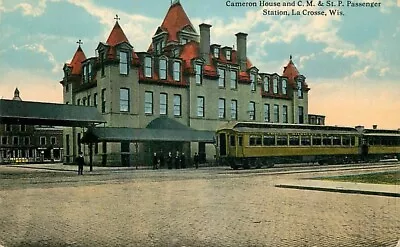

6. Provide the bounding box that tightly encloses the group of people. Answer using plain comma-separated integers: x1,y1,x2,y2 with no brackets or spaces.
153,151,200,170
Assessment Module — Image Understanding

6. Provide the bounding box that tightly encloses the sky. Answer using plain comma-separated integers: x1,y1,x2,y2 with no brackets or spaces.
0,0,399,129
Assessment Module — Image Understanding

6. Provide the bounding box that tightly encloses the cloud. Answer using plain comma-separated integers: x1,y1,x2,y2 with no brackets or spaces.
0,68,62,103
0,0,59,16
11,43,61,73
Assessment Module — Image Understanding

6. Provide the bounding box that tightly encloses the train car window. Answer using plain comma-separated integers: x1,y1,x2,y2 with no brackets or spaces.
323,136,332,146
342,136,351,146
301,136,311,145
351,137,356,146
312,136,322,145
333,136,341,145
238,136,243,146
230,135,236,146
277,135,288,146
256,136,262,145
249,136,256,146
263,135,275,146
289,136,300,146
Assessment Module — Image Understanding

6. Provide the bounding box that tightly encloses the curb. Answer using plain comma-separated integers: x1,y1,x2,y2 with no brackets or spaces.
275,184,400,198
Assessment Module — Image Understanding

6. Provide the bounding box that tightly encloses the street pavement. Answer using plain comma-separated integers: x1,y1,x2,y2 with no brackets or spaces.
0,163,399,247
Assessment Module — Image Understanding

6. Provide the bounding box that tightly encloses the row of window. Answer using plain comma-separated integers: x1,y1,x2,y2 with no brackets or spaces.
3,124,26,132
144,57,181,81
1,136,57,146
229,135,357,147
212,47,232,61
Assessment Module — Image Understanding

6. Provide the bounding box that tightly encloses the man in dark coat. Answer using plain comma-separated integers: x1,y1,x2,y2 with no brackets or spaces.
180,152,186,169
75,152,85,175
167,152,173,169
152,152,158,170
175,151,180,169
194,152,199,169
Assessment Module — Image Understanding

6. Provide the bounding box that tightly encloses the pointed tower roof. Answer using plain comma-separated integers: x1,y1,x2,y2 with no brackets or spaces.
283,55,300,86
13,87,22,101
160,1,195,42
69,45,87,75
106,21,130,46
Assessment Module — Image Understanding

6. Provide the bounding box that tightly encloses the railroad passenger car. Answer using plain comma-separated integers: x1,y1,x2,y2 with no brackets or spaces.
216,122,399,169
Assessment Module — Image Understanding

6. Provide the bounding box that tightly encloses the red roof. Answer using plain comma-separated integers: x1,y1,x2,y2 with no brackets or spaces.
282,57,309,89
160,2,194,42
69,46,86,75
106,21,130,46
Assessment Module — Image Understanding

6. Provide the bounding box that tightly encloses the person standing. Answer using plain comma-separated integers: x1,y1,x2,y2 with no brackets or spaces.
194,152,199,169
167,152,173,169
180,152,186,169
75,152,85,175
175,151,180,169
152,152,158,170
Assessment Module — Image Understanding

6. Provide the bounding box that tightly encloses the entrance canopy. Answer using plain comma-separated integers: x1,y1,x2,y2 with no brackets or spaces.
0,99,105,127
81,117,215,143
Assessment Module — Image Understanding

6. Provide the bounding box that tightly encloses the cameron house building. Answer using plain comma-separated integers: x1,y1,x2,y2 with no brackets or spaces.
60,0,310,166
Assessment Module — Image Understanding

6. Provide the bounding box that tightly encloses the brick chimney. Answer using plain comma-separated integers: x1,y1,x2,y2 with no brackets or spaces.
199,23,212,64
236,32,248,72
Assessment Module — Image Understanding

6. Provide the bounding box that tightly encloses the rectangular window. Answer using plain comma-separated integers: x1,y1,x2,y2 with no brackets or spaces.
197,96,205,117
249,135,262,146
94,93,98,107
120,88,130,112
250,73,256,91
248,101,255,120
119,51,128,74
230,70,237,89
312,136,322,145
40,136,46,146
273,104,279,123
297,80,303,98
289,136,300,146
101,89,106,113
231,100,237,120
83,65,87,83
323,136,332,146
218,98,225,119
100,52,105,76
226,50,231,60
145,57,152,78
5,124,11,132
88,63,92,82
264,104,270,122
263,135,275,146
159,59,167,80
277,135,288,146
173,61,180,81
51,137,56,145
195,64,202,85
1,137,7,145
144,91,153,114
282,79,287,95
160,93,168,115
24,137,30,145
214,47,219,58
298,106,304,124
20,124,26,132
301,136,311,146
283,105,288,123
273,78,279,94
264,77,269,92
218,68,225,87
87,95,91,106
13,136,18,145
173,94,181,116
230,135,236,146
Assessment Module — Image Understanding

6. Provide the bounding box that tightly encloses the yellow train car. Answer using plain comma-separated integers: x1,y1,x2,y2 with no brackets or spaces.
361,128,400,161
217,122,361,169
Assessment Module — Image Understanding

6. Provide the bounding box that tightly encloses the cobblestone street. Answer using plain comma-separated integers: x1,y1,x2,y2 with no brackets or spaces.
0,165,399,247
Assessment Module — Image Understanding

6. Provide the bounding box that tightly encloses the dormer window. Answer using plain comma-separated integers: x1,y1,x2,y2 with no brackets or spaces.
144,57,152,78
156,42,162,55
282,79,287,95
181,37,188,45
173,49,180,57
99,52,105,76
226,50,231,60
119,51,128,75
250,73,256,91
273,77,279,94
82,63,92,83
159,59,167,80
214,47,219,58
263,77,269,92
195,64,202,85
297,79,303,98
173,61,180,81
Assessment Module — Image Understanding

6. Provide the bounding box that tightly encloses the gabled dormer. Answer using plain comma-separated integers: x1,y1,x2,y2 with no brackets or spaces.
221,46,233,61
210,44,221,59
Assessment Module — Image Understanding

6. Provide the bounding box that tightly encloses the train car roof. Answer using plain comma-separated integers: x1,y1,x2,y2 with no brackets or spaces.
216,121,358,133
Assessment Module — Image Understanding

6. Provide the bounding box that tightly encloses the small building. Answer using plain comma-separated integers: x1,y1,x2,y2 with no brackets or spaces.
0,89,63,164
308,114,326,125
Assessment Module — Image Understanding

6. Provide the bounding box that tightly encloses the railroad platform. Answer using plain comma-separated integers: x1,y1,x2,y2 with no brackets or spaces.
276,179,400,197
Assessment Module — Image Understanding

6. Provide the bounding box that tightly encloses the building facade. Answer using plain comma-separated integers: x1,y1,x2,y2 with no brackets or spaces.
0,89,64,164
60,1,310,166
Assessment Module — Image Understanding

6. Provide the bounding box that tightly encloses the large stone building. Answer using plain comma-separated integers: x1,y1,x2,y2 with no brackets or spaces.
60,1,310,166
0,89,63,164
